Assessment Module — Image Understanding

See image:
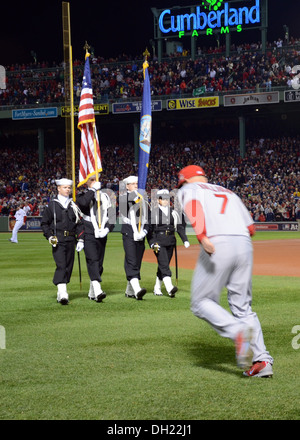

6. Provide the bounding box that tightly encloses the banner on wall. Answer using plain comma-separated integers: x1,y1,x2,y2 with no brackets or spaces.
224,92,279,107
9,216,43,231
167,96,219,110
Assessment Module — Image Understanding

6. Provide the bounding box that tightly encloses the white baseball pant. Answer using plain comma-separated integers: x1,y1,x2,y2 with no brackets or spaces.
11,220,24,243
191,235,273,364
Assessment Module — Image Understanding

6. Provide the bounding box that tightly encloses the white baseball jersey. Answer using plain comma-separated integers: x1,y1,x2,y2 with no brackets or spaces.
178,182,254,239
15,208,26,222
23,205,31,215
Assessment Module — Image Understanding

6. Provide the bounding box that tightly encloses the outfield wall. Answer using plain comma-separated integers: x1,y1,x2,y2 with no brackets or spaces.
1,216,298,233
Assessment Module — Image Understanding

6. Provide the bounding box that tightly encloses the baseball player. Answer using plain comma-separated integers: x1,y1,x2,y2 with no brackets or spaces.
41,178,84,305
76,175,115,302
148,189,190,297
9,203,26,243
23,201,31,217
177,165,274,377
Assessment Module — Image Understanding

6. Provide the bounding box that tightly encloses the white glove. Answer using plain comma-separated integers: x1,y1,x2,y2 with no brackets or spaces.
49,236,58,247
140,229,147,238
99,227,109,238
76,240,84,252
134,229,147,241
92,181,101,191
134,232,142,241
133,232,142,241
184,241,190,248
151,243,161,254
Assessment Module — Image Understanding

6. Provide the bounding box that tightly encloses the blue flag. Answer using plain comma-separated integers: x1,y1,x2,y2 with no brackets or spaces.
138,61,152,194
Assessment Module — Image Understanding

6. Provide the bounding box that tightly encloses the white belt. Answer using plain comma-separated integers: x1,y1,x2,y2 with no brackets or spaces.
83,214,92,222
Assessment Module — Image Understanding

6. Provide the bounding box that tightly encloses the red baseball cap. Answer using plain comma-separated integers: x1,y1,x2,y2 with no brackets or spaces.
177,165,206,188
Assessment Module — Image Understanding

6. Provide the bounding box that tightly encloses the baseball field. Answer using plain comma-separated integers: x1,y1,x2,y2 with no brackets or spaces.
0,230,299,421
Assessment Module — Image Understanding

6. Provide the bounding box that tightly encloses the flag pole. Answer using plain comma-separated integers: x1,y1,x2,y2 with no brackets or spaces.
138,48,150,232
62,2,76,200
70,44,76,201
84,42,101,228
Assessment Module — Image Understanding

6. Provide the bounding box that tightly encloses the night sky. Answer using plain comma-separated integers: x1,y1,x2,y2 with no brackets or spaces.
1,1,300,66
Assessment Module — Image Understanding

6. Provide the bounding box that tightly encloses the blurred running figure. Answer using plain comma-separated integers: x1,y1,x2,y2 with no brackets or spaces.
9,203,26,243
177,165,273,377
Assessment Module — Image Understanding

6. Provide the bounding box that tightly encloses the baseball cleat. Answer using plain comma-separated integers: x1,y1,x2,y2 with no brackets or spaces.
243,361,273,378
235,327,253,368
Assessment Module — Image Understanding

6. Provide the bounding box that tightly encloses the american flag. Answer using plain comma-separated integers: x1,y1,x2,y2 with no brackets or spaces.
77,53,102,187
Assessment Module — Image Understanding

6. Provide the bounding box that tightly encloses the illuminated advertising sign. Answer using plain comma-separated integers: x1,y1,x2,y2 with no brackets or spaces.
224,92,279,106
284,90,300,102
112,100,162,114
61,104,109,117
167,96,219,110
159,0,261,37
12,107,58,120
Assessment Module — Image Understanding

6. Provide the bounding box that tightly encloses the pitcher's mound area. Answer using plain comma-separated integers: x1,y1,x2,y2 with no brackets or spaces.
144,239,300,277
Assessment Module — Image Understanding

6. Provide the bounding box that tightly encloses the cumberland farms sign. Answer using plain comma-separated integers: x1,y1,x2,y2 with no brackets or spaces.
158,0,261,37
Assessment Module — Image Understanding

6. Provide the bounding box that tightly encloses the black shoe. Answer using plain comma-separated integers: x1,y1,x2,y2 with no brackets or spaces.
136,288,147,300
125,292,136,298
168,286,178,298
58,298,69,305
95,292,106,302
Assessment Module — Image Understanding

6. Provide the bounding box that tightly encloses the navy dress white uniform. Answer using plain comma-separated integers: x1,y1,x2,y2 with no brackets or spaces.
119,176,149,300
177,165,273,378
148,189,190,297
41,178,84,305
76,177,115,302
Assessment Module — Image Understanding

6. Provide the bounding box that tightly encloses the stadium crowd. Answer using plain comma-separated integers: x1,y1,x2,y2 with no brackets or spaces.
1,136,300,223
1,37,300,106
1,35,300,225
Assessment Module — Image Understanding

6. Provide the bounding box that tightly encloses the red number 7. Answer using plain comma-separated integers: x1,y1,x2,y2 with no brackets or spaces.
215,194,228,214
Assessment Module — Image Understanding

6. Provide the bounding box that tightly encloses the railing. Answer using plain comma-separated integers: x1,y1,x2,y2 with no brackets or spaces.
0,85,293,112
1,42,299,111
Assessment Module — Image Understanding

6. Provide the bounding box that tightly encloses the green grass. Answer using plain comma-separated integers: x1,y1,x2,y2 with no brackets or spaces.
0,231,299,420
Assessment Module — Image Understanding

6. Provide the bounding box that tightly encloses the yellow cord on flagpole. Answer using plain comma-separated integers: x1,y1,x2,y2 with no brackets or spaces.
142,48,150,80
92,123,101,228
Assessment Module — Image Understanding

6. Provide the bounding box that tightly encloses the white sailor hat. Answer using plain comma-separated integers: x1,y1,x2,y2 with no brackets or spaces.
123,176,138,185
55,178,73,186
157,189,170,197
156,189,170,197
